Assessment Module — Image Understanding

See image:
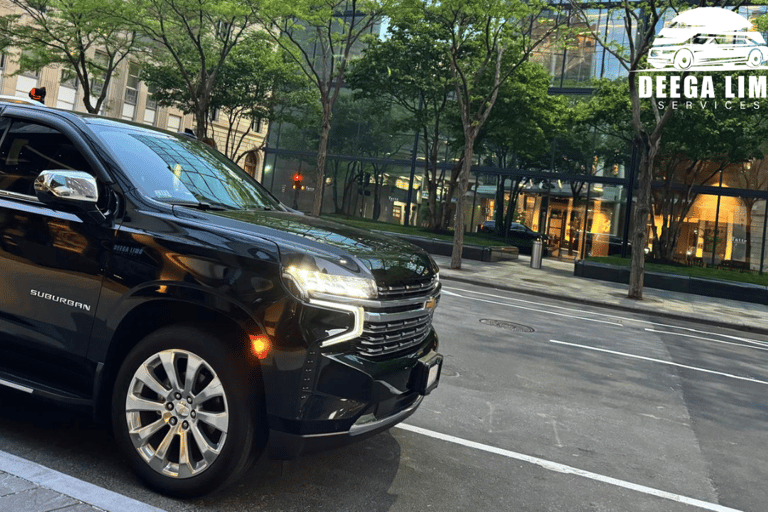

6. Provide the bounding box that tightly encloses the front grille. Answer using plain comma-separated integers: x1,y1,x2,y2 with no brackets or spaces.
377,277,438,300
355,277,440,359
358,313,432,358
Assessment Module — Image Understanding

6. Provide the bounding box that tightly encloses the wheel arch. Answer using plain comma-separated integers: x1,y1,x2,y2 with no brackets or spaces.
93,298,265,423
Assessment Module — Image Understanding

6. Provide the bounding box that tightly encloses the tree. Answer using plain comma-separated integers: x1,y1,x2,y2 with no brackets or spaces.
650,86,768,263
731,158,768,267
260,0,394,217
568,0,679,298
0,0,144,113
207,35,313,163
477,62,567,235
417,0,564,269
575,77,768,264
131,0,260,139
326,95,409,217
348,16,456,230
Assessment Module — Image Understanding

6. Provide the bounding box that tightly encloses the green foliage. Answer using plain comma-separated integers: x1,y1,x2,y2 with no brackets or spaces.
132,0,261,137
259,0,398,215
577,76,768,170
347,11,459,229
0,0,145,112
328,94,409,158
142,31,314,159
348,16,454,134
478,62,567,170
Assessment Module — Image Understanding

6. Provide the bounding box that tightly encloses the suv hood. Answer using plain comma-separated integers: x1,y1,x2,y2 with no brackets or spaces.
196,210,437,285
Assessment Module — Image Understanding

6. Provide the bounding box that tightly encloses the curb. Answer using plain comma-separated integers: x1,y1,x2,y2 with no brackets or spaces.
0,449,165,512
440,274,768,336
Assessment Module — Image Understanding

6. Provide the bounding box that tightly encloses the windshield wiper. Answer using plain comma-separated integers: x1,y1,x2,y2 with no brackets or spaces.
158,199,235,211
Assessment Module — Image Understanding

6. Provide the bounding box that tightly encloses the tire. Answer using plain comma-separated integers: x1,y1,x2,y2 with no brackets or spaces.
747,49,763,68
111,325,265,497
673,49,694,70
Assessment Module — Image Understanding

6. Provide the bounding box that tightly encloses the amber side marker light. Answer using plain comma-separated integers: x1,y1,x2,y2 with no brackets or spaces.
250,335,272,359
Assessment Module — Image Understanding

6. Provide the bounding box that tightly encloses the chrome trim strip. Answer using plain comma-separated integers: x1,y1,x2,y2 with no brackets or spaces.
0,190,40,203
0,378,33,394
312,285,440,309
364,308,432,323
309,299,364,348
349,395,423,436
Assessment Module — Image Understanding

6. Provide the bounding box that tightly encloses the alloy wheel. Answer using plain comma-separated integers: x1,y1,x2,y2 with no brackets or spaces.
124,349,229,479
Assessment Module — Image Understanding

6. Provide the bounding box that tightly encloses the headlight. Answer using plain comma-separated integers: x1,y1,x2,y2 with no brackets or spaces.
284,266,377,300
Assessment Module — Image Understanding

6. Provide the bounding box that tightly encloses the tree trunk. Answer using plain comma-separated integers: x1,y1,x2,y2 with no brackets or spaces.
628,138,656,299
495,176,505,233
426,173,439,230
439,159,463,231
332,160,342,213
450,139,475,269
194,101,208,140
745,202,753,267
312,104,332,216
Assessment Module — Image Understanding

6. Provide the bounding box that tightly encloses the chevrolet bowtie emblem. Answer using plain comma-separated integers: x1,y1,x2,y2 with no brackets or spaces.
425,296,438,310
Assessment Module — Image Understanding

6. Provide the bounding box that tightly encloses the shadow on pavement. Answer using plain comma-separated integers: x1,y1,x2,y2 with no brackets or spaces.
0,389,403,512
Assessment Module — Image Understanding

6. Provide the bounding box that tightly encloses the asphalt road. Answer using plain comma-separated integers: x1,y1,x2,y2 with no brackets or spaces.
1,281,767,511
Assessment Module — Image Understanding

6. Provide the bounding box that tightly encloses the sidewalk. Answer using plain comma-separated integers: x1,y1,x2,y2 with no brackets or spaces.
0,450,163,512
432,254,768,334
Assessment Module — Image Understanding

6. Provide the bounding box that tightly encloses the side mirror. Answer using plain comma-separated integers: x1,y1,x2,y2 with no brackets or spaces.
34,170,99,209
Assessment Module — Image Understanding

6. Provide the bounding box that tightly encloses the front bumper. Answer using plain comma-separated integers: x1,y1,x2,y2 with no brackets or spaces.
268,394,425,459
267,344,442,460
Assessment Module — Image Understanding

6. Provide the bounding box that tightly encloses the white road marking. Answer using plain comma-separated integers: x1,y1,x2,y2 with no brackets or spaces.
548,339,768,386
0,450,164,512
442,289,623,326
645,328,768,351
396,423,741,512
444,285,768,345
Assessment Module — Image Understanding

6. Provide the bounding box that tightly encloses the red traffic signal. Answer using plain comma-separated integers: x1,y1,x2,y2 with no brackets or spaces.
292,173,305,190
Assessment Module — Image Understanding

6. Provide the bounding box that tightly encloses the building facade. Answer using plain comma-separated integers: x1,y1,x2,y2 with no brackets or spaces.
0,2,268,177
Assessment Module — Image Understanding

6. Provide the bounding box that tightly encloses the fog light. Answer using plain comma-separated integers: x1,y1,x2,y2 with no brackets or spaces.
250,335,271,359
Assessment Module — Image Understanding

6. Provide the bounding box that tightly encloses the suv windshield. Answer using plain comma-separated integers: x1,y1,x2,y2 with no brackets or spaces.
90,122,281,211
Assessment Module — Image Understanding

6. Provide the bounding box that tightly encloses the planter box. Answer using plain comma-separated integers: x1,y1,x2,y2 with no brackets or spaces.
488,246,519,262
575,260,768,305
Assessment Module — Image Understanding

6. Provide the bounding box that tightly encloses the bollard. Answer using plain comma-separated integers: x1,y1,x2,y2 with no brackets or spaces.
530,239,543,269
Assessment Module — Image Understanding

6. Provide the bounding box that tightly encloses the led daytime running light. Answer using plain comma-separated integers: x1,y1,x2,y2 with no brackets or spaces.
285,266,377,299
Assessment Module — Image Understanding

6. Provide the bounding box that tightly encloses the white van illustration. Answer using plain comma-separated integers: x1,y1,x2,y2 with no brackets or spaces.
648,7,768,70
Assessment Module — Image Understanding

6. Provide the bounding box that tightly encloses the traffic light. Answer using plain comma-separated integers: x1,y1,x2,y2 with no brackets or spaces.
292,173,305,190
29,87,46,104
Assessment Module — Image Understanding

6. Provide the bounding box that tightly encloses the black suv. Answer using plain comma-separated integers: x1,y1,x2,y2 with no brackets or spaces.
0,103,442,497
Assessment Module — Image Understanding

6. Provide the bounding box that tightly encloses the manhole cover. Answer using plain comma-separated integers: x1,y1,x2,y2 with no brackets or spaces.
479,319,535,332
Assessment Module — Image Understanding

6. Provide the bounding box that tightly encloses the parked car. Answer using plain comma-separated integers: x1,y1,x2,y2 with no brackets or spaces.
0,98,442,497
478,220,548,255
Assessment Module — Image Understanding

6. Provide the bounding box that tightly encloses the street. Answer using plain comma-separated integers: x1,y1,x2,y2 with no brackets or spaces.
1,281,767,511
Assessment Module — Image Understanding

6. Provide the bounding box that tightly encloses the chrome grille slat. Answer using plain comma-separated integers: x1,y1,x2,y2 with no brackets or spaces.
357,288,435,357
351,276,439,359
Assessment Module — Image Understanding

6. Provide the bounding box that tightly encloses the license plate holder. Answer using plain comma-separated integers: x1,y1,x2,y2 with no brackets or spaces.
417,354,442,395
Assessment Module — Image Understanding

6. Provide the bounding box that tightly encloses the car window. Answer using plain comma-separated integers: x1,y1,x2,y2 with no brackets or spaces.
0,119,94,196
91,125,280,211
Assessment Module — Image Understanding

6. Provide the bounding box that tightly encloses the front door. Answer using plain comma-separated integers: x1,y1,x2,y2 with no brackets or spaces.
0,117,114,395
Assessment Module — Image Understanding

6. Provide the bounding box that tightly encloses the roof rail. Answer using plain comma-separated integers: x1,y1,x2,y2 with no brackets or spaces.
0,94,44,106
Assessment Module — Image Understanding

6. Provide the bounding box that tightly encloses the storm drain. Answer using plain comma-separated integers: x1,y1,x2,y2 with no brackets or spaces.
479,319,535,332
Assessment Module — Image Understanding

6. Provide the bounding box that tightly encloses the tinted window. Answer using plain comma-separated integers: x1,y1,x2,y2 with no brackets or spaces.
0,119,93,196
91,125,280,211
